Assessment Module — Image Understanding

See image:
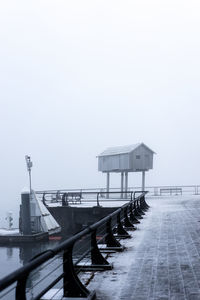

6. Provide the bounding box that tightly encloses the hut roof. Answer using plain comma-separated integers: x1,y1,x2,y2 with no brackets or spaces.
98,143,155,157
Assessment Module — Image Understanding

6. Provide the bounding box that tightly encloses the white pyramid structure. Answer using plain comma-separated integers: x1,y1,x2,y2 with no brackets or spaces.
30,190,61,235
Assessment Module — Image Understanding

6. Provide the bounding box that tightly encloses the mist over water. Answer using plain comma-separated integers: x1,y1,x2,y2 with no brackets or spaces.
1,1,200,226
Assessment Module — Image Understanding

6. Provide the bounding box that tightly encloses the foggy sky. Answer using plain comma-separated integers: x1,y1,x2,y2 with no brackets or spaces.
0,0,200,224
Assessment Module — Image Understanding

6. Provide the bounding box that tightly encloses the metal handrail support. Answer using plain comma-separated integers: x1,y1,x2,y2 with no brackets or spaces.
105,218,122,250
63,245,93,298
91,230,110,266
96,193,100,206
129,202,140,224
16,274,27,300
133,200,143,219
116,212,130,238
136,199,145,215
140,195,149,210
123,207,136,230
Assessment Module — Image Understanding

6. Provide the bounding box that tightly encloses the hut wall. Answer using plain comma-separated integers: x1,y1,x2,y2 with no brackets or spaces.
98,144,153,172
98,153,130,172
130,145,153,171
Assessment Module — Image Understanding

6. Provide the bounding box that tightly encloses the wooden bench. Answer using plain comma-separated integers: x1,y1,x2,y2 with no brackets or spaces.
160,188,182,196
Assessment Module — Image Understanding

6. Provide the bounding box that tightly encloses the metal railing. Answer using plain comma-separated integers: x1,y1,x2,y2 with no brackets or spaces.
0,192,149,300
144,185,200,196
39,191,133,207
35,185,200,210
36,185,200,199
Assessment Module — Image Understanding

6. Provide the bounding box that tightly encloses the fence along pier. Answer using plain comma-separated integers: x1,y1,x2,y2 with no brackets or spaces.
0,192,149,300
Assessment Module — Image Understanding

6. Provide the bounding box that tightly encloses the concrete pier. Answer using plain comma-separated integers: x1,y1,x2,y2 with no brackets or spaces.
48,206,117,235
88,196,200,299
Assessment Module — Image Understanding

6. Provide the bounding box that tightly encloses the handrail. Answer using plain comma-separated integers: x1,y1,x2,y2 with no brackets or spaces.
35,184,200,194
41,191,133,207
0,191,149,299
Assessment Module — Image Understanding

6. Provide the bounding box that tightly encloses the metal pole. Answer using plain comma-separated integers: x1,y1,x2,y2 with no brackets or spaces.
97,193,100,207
125,172,128,198
106,173,110,199
142,171,145,191
29,170,32,195
25,155,33,196
121,172,124,199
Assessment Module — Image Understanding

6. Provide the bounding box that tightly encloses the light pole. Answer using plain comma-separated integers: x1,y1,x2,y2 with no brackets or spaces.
25,155,33,195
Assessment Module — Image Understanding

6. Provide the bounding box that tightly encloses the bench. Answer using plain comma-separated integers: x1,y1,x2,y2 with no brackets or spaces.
66,192,82,204
51,193,62,203
160,188,182,196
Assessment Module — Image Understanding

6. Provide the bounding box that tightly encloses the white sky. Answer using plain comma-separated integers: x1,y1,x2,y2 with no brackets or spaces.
0,0,200,221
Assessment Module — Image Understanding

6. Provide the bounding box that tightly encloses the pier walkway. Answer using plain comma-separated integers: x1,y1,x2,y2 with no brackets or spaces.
88,196,200,300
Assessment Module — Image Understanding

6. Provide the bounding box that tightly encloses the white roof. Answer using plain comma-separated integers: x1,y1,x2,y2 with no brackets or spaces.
98,143,154,157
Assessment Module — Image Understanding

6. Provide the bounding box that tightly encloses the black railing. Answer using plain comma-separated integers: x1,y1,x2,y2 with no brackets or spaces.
36,185,200,197
0,192,149,300
39,191,135,207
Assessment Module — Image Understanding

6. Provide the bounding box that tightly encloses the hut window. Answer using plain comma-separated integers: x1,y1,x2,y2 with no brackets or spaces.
136,155,140,159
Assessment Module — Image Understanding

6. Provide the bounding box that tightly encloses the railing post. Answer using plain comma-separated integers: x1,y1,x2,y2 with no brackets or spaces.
142,194,150,209
137,196,145,215
140,195,147,211
42,193,47,206
137,199,145,215
129,202,140,224
124,207,136,230
16,274,28,300
105,218,123,250
116,212,130,238
133,200,143,219
91,229,112,269
63,245,91,298
97,193,100,207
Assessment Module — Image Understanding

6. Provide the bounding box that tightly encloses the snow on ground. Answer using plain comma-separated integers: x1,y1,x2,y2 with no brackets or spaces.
0,228,19,236
87,195,200,300
87,200,153,300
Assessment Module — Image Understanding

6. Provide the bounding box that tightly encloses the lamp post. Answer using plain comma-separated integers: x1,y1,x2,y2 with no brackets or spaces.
25,155,33,195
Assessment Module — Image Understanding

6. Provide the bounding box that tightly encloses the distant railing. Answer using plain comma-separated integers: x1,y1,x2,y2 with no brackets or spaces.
0,192,148,300
137,185,200,196
38,191,133,207
35,185,200,207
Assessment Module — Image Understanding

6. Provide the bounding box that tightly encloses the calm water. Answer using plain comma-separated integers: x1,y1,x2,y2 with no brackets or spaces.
0,240,64,300
0,235,92,299
0,240,61,279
